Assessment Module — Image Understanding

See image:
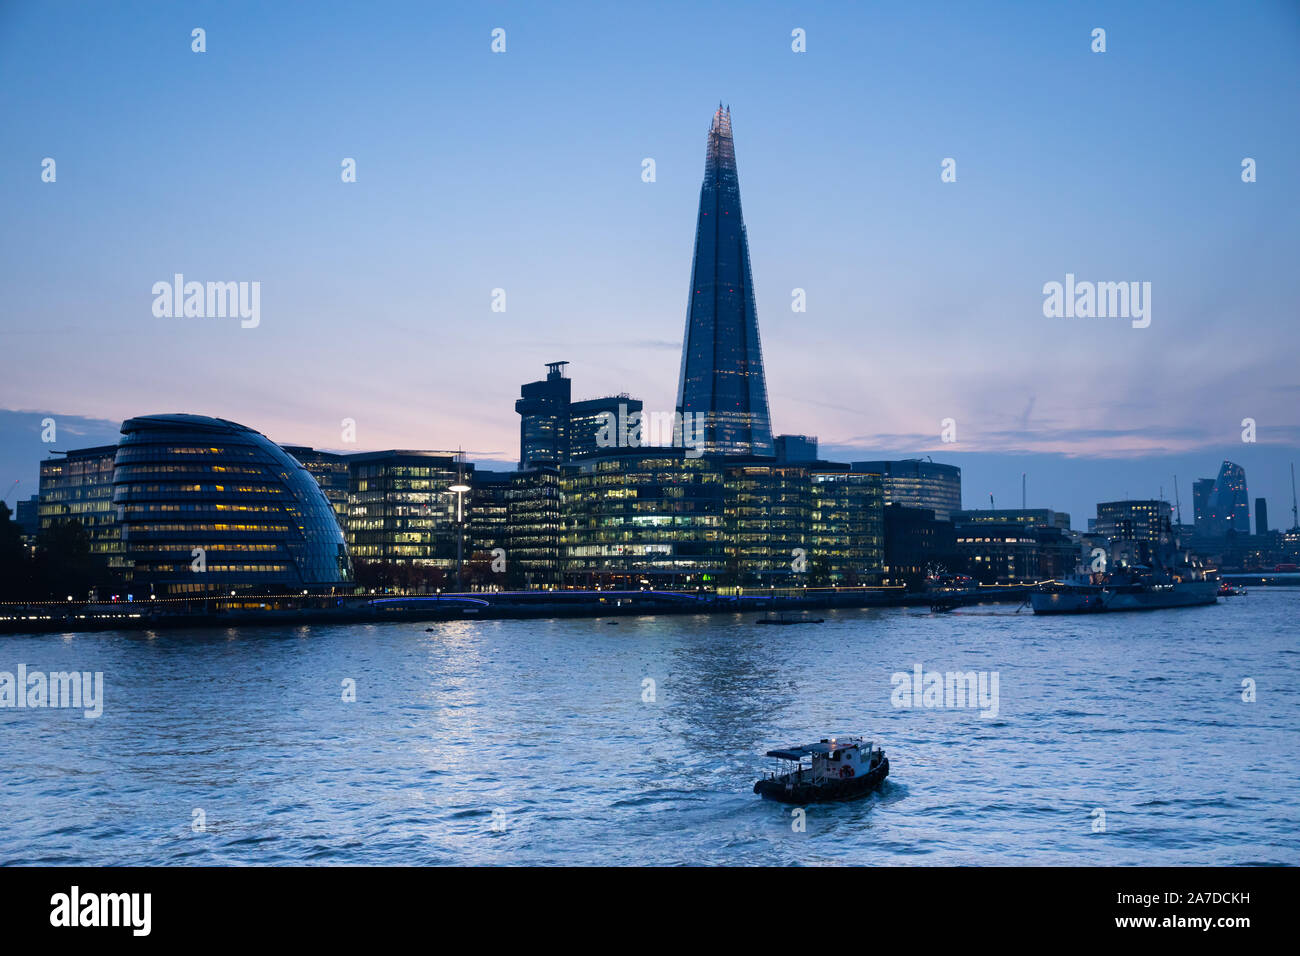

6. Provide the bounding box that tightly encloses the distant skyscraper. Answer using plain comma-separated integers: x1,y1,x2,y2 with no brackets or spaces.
1208,460,1250,535
675,105,774,457
516,361,571,469
1192,478,1215,534
1256,497,1269,536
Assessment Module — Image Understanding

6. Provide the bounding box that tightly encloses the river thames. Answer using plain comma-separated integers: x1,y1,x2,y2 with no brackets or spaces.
1,590,1296,865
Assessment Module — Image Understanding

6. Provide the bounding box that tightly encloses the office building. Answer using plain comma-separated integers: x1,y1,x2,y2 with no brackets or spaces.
808,467,884,585
723,461,811,584
113,414,351,595
853,459,961,520
1192,478,1216,535
562,449,726,585
951,508,1071,531
507,466,563,588
346,450,469,569
954,520,1041,585
467,469,512,585
774,435,818,462
516,361,571,468
1207,460,1250,535
14,494,40,541
38,444,122,566
882,504,957,588
569,395,644,460
282,445,350,528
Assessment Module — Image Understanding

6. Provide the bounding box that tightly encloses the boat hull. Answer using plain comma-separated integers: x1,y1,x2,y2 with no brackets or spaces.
753,757,889,804
1031,581,1218,614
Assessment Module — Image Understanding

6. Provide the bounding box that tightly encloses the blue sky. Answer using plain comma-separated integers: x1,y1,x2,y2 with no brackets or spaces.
2,0,1298,527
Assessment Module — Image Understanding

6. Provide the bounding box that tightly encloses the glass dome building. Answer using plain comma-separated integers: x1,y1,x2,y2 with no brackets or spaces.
113,414,353,595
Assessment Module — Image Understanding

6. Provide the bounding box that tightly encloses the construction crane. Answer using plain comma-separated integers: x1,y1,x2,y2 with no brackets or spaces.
1173,475,1182,526
2,479,18,504
1291,462,1299,531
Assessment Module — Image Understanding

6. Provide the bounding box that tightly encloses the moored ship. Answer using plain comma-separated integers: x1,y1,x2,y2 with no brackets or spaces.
1032,507,1220,615
1031,569,1218,614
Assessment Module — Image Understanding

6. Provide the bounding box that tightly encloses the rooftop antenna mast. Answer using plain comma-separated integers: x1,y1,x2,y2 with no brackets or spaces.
1173,475,1182,526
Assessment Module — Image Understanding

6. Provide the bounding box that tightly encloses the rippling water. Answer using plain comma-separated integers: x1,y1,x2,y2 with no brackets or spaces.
1,590,1296,865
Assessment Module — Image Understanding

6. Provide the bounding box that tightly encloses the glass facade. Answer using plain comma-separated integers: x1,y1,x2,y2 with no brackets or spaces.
282,446,350,528
852,459,962,520
1207,460,1250,535
468,469,511,572
345,451,466,566
516,362,571,468
38,445,122,566
723,462,810,584
774,434,818,462
114,415,352,594
569,395,643,460
507,467,563,587
676,106,774,457
1095,499,1173,566
559,452,885,587
809,469,884,585
1192,478,1215,534
562,450,727,583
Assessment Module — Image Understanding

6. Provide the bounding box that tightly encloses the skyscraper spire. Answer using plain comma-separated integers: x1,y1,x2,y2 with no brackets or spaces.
675,105,774,457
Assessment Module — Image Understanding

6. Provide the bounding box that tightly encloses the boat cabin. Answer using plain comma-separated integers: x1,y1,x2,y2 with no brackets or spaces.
764,736,879,784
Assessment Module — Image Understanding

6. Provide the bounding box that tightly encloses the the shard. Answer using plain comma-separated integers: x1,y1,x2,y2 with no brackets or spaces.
675,105,774,457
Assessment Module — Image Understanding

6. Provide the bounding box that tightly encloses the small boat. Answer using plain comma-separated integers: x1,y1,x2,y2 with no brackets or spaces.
756,613,824,626
754,736,888,804
1217,583,1246,597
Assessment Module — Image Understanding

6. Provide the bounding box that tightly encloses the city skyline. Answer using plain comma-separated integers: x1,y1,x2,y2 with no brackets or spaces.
1,1,1298,888
2,1,1297,529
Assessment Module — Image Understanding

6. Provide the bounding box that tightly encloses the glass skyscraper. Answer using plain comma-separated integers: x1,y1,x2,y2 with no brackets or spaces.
675,106,774,457
1208,460,1250,535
